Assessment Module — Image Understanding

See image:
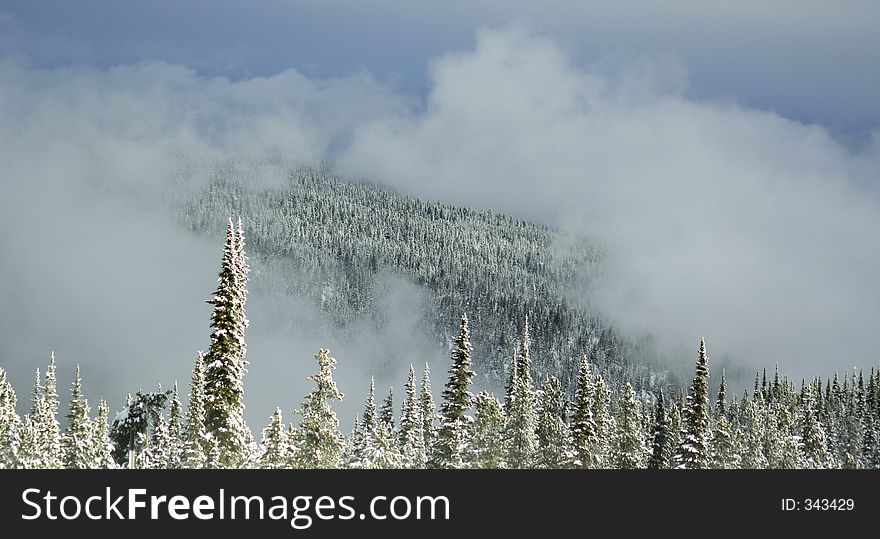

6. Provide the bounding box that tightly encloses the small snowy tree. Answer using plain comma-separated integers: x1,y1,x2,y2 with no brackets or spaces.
800,385,834,469
419,364,435,461
613,383,647,468
591,374,614,468
648,389,671,469
292,349,345,469
182,353,210,468
469,392,507,468
260,407,290,469
536,376,572,468
0,368,20,468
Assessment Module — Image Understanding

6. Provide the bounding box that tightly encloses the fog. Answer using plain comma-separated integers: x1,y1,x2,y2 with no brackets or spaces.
0,26,878,428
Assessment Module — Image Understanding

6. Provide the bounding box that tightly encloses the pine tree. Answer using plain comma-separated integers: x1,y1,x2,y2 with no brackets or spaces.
710,370,740,469
535,376,572,468
591,373,614,468
674,338,711,469
203,218,251,467
357,377,401,468
398,365,425,468
380,388,394,431
430,314,475,469
570,357,598,468
470,392,507,468
648,389,671,469
419,364,435,461
505,323,537,468
36,355,63,468
739,392,768,468
62,366,93,468
260,407,290,469
182,353,210,468
165,383,183,469
0,368,20,468
292,349,345,469
91,399,113,468
800,384,834,468
613,383,647,468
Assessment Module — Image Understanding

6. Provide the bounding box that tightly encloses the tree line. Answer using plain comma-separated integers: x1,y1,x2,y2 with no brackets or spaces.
1,219,878,469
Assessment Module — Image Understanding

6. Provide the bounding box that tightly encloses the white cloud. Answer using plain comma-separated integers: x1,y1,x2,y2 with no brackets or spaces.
339,27,880,379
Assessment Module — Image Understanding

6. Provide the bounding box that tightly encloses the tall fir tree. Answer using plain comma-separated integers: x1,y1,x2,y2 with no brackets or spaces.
292,349,345,469
165,383,184,469
591,373,614,468
430,314,475,469
62,366,93,468
505,323,538,468
398,365,425,468
419,364,436,459
203,218,251,467
674,338,711,469
380,388,395,431
91,399,113,468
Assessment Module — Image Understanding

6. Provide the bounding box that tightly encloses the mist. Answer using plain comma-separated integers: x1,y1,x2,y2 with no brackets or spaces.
1,26,878,429
338,28,880,382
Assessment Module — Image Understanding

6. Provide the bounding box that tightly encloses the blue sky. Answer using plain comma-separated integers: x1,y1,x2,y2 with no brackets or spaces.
2,0,879,141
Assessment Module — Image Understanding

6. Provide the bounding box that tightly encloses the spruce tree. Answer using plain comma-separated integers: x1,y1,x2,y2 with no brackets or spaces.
419,364,435,460
535,376,572,468
36,355,63,468
505,323,538,468
166,383,184,469
380,388,395,431
470,392,507,468
674,338,711,469
591,374,614,468
800,385,834,468
430,314,475,469
260,407,290,469
62,366,93,468
203,218,251,467
398,365,424,468
292,349,345,469
570,357,597,468
0,368,20,468
648,389,671,469
613,383,647,468
739,392,768,468
182,353,210,468
91,399,113,468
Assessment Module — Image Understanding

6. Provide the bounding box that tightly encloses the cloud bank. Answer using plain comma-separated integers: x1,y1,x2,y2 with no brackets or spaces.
339,28,880,380
0,26,878,424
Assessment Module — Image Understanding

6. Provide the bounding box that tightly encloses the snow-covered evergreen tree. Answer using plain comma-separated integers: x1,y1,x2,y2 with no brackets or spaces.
613,383,647,468
470,392,507,468
62,366,93,468
380,388,394,431
292,349,345,469
165,383,183,469
398,365,424,468
591,373,614,468
203,218,252,467
674,338,711,469
800,385,834,469
648,389,671,469
260,407,290,468
430,314,475,469
419,364,435,461
91,399,114,468
570,357,597,468
505,323,538,468
183,353,210,468
739,392,768,468
0,368,19,468
536,376,572,468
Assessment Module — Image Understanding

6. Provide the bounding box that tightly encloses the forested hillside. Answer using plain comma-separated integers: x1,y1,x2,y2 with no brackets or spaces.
175,162,665,394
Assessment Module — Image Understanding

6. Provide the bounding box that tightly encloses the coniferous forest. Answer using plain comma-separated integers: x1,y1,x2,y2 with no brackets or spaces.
1,211,878,470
